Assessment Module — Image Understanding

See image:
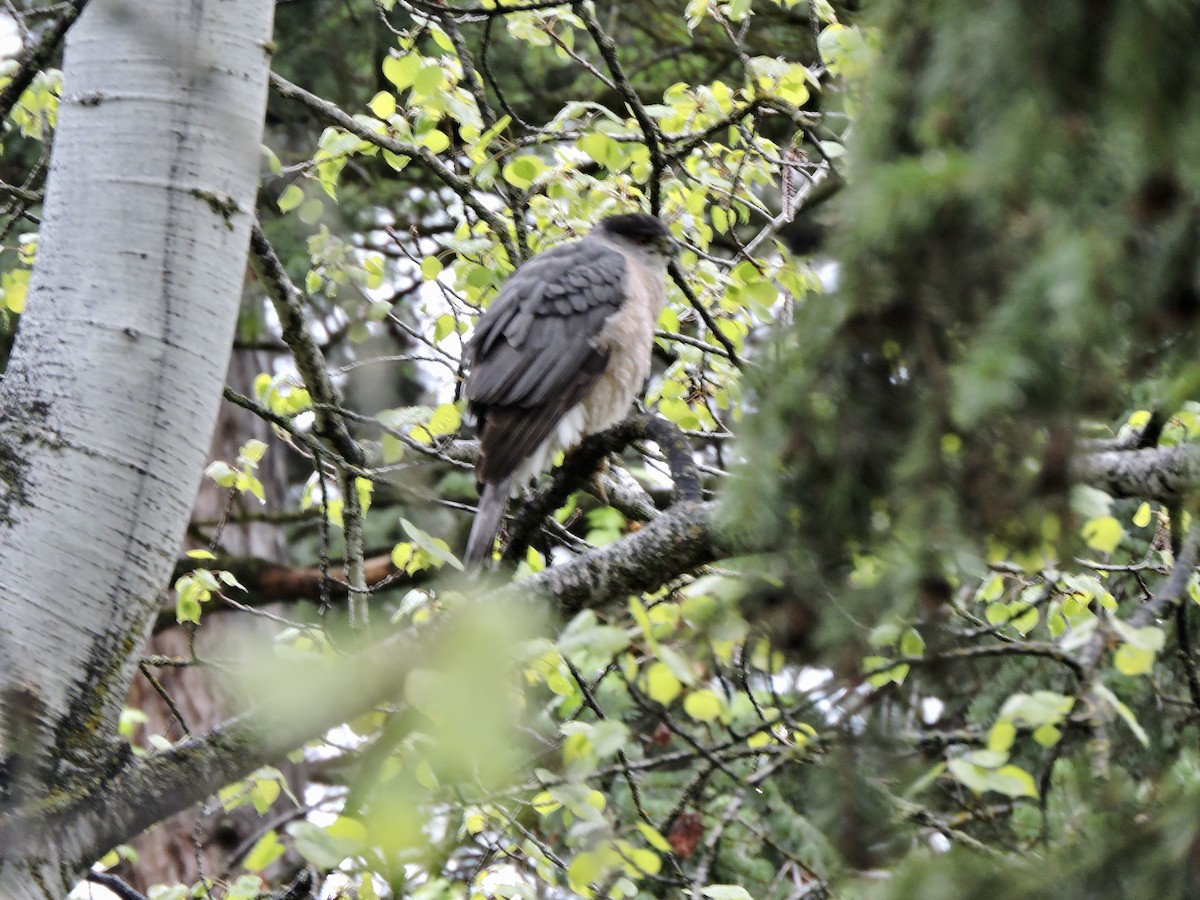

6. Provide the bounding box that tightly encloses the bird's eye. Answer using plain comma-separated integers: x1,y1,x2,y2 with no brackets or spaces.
634,234,651,245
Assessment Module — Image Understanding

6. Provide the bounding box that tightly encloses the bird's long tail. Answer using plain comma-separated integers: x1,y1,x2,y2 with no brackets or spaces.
464,474,515,575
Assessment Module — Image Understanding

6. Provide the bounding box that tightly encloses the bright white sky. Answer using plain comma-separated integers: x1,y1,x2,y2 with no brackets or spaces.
0,12,20,59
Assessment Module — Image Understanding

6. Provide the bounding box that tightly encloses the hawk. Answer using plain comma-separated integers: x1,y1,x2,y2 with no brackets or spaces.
463,213,677,571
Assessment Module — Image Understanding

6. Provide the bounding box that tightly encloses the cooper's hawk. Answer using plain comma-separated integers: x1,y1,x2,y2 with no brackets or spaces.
463,213,676,571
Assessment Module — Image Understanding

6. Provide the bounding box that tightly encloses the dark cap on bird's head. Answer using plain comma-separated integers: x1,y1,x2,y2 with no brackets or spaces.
596,213,676,255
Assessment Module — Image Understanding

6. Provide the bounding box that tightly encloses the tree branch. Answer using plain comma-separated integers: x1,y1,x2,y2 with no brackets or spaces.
0,0,91,124
1073,443,1200,504
268,72,517,263
0,496,748,883
501,414,701,565
156,552,416,633
575,1,667,214
668,260,743,368
502,499,739,616
0,627,422,868
247,222,364,469
85,871,148,900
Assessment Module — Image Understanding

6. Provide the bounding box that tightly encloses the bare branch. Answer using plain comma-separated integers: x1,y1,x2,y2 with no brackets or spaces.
247,222,364,469
1073,443,1200,504
501,499,740,616
268,72,517,263
0,0,91,124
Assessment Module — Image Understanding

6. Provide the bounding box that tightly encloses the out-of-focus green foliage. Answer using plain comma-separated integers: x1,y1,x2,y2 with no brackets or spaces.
735,0,1200,601
725,1,1200,897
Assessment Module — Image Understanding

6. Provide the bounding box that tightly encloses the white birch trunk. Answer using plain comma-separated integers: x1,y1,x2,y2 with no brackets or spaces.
0,0,273,894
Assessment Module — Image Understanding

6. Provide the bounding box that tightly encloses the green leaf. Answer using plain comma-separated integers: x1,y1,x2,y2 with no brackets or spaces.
391,542,414,571
998,691,1075,727
368,90,396,119
568,851,604,895
239,438,267,464
218,570,246,591
1126,408,1153,431
383,53,420,90
726,0,752,21
864,656,908,688
626,847,662,876
1009,604,1039,635
421,255,444,281
118,707,147,739
868,620,902,647
1,270,30,314
701,887,754,900
288,819,363,868
236,472,265,502
531,790,561,816
400,517,464,571
501,154,546,189
193,569,219,592
261,144,282,175
383,150,410,170
987,719,1016,753
899,627,925,657
683,689,723,723
629,595,657,648
1081,515,1123,554
467,113,511,163
175,592,201,624
277,183,304,213
249,777,280,814
947,758,1038,798
990,764,1039,798
965,749,1009,768
1111,620,1166,651
558,611,632,658
818,23,874,80
637,822,673,853
578,132,619,168
985,602,1009,625
464,807,487,835
1032,724,1061,747
645,661,682,705
428,403,461,437
590,720,630,758
549,783,605,820
205,460,238,487
1114,643,1156,676
1093,683,1149,747
413,64,443,95
381,433,405,464
421,128,450,153
656,644,697,685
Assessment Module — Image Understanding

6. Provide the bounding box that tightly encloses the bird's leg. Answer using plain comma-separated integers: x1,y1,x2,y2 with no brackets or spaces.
559,444,612,505
591,456,611,505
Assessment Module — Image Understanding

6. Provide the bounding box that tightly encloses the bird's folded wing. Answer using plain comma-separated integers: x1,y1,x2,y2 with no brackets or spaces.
466,239,629,484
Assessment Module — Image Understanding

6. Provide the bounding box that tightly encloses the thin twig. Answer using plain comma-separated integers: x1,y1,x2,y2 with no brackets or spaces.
269,72,517,262
0,0,90,124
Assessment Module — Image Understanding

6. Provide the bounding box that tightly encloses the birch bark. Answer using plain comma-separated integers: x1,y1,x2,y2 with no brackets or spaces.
0,0,273,893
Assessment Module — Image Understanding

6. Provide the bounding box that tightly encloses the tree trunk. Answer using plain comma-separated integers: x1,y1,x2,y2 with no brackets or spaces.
0,0,273,894
120,348,301,893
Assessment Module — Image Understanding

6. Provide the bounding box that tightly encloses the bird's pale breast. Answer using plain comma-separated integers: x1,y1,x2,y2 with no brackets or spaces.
585,259,667,432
